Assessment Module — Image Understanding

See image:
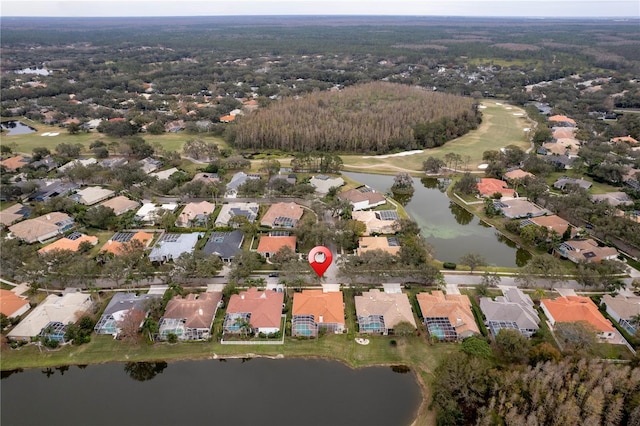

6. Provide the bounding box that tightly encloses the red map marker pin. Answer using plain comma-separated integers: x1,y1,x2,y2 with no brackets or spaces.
309,246,332,278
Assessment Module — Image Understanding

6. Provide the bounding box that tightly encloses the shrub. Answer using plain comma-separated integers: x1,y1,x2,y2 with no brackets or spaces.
443,262,457,270
167,333,178,344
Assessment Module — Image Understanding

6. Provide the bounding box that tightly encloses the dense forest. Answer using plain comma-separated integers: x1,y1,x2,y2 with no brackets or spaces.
229,82,478,153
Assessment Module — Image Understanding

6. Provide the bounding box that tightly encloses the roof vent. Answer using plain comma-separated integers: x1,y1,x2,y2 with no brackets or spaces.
198,309,203,315
318,315,324,323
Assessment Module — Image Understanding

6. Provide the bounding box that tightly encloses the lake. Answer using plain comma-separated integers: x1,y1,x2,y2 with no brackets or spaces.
1,120,37,135
343,171,529,267
0,358,422,426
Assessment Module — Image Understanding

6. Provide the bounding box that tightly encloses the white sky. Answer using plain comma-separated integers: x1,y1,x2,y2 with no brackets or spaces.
2,1,639,18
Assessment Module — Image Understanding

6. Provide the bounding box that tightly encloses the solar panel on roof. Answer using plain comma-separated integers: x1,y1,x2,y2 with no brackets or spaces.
67,232,83,240
269,231,291,237
161,233,180,243
377,210,399,221
273,216,296,227
358,186,374,193
111,232,135,243
387,237,400,246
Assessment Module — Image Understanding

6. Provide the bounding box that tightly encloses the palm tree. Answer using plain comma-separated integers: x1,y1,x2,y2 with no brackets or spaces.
235,317,253,339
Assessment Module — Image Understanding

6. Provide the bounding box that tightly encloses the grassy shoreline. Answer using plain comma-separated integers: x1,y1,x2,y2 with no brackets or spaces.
1,334,457,425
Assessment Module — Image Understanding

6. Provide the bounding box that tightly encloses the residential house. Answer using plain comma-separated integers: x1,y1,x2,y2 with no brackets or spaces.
521,214,575,237
139,157,162,174
601,294,640,335
190,172,220,184
215,202,259,227
357,236,401,256
225,171,261,198
0,203,30,227
338,187,386,211
158,292,223,340
7,292,92,341
223,287,284,336
557,238,618,263
417,291,479,341
57,157,97,172
493,198,548,219
292,290,345,337
98,196,139,216
28,180,79,202
202,230,244,262
477,178,516,197
30,156,58,172
0,289,30,319
148,232,202,263
352,210,399,235
310,175,345,194
553,177,592,191
548,115,577,127
355,289,416,335
176,201,216,227
257,235,297,258
99,157,128,169
94,292,160,337
100,231,153,256
611,135,639,145
70,186,115,206
543,155,574,170
220,114,236,123
38,232,98,255
503,169,534,182
9,212,74,243
164,120,185,133
260,202,304,228
150,167,180,181
591,192,633,207
1,155,30,172
269,173,297,187
135,202,178,225
543,138,580,157
551,127,577,140
479,287,540,337
540,296,615,339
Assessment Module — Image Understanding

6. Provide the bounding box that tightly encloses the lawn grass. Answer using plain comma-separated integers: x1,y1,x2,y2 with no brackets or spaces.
545,170,621,195
340,100,532,174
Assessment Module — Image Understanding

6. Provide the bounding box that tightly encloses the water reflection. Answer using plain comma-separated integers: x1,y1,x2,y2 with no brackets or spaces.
124,361,168,382
391,365,411,374
392,190,414,206
1,121,37,135
1,369,23,379
449,201,474,225
343,171,521,267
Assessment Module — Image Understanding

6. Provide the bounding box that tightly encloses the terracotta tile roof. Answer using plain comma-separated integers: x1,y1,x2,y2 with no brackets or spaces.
226,287,284,329
541,296,614,333
548,115,576,126
477,178,515,197
163,292,222,329
257,235,297,255
0,289,30,317
1,155,29,171
260,202,304,227
293,290,344,325
100,231,153,255
357,236,401,256
220,115,236,123
416,291,479,337
611,136,639,145
38,234,98,254
528,215,574,235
